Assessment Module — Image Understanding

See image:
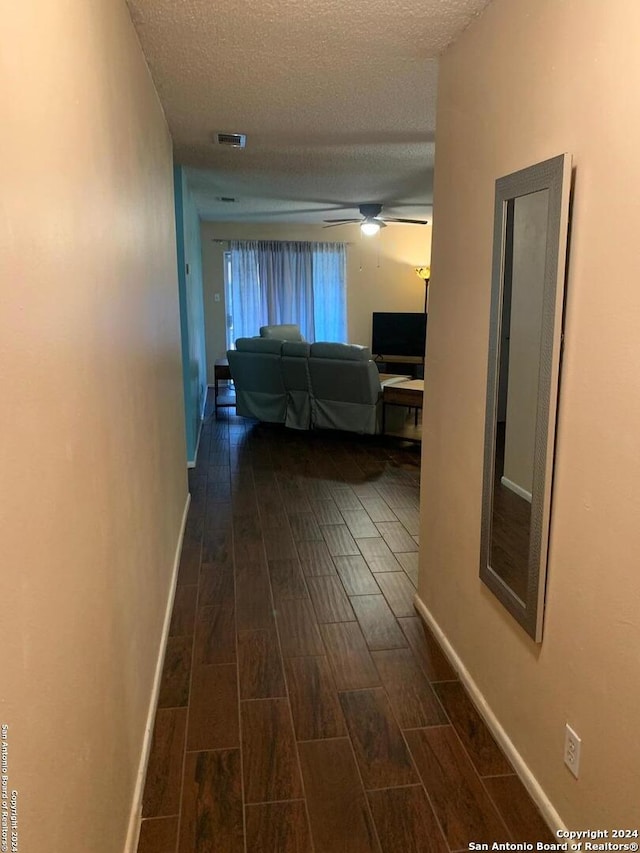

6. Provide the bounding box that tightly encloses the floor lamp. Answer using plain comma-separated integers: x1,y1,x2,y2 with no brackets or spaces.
415,266,431,314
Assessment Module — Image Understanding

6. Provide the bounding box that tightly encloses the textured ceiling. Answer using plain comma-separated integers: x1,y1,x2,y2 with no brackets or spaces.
127,0,491,223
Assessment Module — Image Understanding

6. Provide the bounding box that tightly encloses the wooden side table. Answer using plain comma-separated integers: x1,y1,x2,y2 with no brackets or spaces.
382,379,424,442
214,358,234,414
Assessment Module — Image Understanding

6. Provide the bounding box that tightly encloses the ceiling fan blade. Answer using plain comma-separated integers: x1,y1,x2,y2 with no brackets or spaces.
382,217,429,225
323,218,360,223
222,206,352,219
322,222,355,229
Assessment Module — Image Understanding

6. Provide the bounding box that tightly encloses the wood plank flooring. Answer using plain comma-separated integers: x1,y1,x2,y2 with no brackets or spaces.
138,399,554,852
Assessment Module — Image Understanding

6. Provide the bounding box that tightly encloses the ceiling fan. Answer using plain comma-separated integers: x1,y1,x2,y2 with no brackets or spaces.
323,203,429,235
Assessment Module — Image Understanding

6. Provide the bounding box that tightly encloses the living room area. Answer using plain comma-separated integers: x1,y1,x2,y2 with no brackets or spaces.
202,219,431,441
174,166,434,459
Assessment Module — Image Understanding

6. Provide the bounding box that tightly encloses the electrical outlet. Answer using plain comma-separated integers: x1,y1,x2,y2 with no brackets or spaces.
564,724,581,778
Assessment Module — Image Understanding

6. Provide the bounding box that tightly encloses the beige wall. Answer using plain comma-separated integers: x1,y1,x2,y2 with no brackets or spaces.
200,221,431,373
420,0,640,828
1,2,187,851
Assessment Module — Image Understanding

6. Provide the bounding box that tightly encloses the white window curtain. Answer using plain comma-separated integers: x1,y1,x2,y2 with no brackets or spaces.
228,240,347,343
229,242,261,341
312,242,347,342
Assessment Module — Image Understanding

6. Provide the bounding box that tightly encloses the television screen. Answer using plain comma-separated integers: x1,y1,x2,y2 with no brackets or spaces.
372,312,427,358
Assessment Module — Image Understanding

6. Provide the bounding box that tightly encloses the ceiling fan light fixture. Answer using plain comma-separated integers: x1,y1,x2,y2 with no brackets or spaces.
361,219,380,236
323,203,427,230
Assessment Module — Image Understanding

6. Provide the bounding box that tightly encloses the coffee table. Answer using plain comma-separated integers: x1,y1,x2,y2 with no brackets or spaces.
382,379,424,442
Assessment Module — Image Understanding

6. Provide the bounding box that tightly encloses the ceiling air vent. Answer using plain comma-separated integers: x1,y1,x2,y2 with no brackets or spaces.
216,133,247,149
218,197,236,203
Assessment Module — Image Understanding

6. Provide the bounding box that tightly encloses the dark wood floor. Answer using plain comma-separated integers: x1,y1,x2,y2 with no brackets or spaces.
137,397,553,853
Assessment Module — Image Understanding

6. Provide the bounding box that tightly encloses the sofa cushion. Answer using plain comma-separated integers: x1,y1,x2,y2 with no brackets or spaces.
308,358,381,405
310,342,371,361
281,341,310,357
235,337,283,354
259,324,303,341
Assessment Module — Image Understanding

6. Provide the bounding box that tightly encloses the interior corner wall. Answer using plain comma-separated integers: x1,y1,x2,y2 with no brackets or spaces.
419,0,640,828
1,2,188,851
174,166,208,464
200,221,431,373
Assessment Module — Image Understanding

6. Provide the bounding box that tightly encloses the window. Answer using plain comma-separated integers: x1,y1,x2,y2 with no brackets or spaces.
227,240,347,343
223,250,234,351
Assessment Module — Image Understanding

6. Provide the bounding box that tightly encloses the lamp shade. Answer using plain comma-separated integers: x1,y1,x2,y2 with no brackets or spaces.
415,266,431,280
361,220,381,236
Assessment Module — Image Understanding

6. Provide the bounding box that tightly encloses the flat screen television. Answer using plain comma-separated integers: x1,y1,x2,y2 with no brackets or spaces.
372,312,427,358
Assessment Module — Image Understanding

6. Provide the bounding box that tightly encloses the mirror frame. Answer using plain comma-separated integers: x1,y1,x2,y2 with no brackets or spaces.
480,153,572,642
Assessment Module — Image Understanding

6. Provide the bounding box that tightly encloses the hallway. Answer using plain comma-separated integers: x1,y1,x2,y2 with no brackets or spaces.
137,400,553,852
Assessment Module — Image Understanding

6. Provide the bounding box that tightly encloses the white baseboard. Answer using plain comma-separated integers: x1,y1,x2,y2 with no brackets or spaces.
188,419,203,469
124,491,191,853
413,593,566,835
500,475,532,503
187,396,208,469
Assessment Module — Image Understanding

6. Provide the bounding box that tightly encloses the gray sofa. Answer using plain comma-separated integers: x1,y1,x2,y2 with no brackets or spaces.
227,338,402,434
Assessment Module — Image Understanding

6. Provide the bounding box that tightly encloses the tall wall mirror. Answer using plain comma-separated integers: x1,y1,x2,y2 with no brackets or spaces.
480,154,572,642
